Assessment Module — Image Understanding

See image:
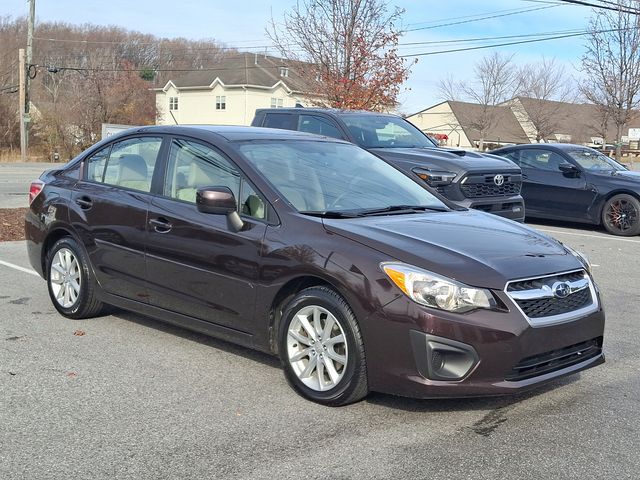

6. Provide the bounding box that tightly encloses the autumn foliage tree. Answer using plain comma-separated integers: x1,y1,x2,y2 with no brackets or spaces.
267,0,414,111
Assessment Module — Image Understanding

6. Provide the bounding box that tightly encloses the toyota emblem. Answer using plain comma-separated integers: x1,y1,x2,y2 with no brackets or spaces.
493,174,505,186
552,282,571,299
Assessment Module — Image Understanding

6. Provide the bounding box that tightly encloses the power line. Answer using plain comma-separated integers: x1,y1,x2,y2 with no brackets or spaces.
400,26,631,57
553,0,640,14
405,4,562,32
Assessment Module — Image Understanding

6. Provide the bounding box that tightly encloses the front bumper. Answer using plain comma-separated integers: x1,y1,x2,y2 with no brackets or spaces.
364,295,605,399
460,196,525,222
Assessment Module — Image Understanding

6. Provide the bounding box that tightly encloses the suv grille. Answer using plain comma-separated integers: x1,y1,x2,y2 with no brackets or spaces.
506,270,597,326
460,173,521,198
506,337,602,381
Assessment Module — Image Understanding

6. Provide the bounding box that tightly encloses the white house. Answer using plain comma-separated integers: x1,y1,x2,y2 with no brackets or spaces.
155,53,317,126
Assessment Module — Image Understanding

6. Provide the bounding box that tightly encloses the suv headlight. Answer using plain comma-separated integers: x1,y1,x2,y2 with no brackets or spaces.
382,263,494,313
413,168,456,187
563,244,592,274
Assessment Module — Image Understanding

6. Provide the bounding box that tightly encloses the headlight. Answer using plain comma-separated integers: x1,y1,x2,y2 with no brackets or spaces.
382,263,494,313
563,244,591,273
413,168,456,187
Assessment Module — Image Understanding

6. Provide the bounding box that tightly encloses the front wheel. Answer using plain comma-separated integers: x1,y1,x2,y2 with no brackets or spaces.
279,286,368,406
46,237,105,318
602,194,640,236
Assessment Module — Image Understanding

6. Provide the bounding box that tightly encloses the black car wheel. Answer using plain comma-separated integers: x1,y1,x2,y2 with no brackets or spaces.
279,286,368,406
46,237,105,318
602,194,640,236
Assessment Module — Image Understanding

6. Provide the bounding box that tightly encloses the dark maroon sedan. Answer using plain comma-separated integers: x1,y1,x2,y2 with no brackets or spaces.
25,126,604,406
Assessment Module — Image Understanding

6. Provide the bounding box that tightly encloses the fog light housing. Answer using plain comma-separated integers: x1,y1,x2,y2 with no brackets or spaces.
410,331,479,381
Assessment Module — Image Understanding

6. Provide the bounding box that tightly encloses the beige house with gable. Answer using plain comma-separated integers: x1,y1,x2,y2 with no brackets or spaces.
155,53,317,126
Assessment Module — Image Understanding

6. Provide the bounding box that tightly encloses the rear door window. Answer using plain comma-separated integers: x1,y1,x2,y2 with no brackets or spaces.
298,115,345,140
519,149,565,172
86,136,162,192
263,113,298,131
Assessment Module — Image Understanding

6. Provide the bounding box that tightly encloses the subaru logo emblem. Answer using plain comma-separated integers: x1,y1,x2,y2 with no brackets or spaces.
552,282,571,299
494,174,505,186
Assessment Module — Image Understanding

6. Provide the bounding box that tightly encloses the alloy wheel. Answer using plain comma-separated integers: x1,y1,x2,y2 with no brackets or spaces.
286,305,348,392
49,247,82,308
605,198,639,234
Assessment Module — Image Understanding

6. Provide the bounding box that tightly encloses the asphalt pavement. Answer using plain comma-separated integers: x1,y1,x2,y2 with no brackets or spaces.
0,162,57,209
1,222,639,479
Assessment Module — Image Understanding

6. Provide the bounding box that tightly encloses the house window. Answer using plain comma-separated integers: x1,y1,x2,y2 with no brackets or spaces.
270,98,284,108
216,95,226,110
169,97,178,111
279,67,289,77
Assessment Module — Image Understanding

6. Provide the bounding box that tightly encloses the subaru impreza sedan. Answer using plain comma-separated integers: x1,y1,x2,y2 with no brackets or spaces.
25,125,604,406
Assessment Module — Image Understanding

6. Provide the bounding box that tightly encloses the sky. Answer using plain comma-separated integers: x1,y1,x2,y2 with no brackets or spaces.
3,0,594,112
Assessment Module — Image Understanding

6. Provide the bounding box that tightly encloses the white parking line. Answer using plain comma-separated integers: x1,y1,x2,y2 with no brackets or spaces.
535,228,640,244
0,259,39,276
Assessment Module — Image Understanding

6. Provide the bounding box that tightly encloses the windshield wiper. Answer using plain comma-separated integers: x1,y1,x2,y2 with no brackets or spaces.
357,205,449,216
299,210,364,218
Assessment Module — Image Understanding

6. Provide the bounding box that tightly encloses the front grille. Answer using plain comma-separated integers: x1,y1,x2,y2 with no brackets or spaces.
460,173,522,198
516,288,591,318
506,337,602,381
509,271,584,292
506,270,597,325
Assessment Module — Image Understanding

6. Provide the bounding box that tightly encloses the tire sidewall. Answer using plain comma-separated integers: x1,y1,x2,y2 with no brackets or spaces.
278,288,364,404
602,194,640,236
46,237,91,317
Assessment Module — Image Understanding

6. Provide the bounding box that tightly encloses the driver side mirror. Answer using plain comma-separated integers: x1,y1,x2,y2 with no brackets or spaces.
558,162,580,177
196,186,244,232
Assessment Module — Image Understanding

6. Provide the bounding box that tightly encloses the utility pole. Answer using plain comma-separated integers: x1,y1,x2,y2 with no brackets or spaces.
19,48,26,162
23,0,36,157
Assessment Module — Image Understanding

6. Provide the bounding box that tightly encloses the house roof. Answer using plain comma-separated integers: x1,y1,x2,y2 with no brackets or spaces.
162,52,312,92
506,96,640,143
447,100,530,144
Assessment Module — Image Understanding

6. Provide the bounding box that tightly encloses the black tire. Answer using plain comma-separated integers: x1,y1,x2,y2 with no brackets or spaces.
602,194,640,236
45,237,105,319
278,286,368,406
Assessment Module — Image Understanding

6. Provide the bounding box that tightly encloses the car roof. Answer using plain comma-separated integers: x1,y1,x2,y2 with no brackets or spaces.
107,124,348,143
495,143,595,152
255,107,400,118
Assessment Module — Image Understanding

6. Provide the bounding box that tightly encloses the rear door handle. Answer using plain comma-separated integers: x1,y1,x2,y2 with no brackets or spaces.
75,196,93,209
149,218,172,233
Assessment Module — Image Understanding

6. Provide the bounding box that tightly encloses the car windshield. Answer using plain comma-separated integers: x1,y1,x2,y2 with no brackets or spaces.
340,114,435,149
237,140,447,215
568,149,627,172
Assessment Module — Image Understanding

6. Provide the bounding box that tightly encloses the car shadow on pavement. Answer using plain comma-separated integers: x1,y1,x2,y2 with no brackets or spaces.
111,308,281,370
108,308,581,412
526,217,608,234
365,375,580,413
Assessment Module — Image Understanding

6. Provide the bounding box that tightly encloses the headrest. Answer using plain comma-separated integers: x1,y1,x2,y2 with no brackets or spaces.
118,154,147,181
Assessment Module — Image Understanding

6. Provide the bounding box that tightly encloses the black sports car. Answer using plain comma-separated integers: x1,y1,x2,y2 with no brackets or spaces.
491,143,640,236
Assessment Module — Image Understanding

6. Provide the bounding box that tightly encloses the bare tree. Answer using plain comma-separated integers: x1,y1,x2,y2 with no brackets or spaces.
580,0,640,158
438,52,516,150
513,57,575,142
267,0,414,111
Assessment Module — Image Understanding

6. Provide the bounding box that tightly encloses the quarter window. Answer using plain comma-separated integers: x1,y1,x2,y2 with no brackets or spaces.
86,137,162,193
164,138,265,220
216,96,226,110
169,97,178,111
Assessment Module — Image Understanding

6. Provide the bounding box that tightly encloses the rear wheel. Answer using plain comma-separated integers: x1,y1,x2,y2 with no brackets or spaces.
279,286,368,406
602,194,640,236
46,237,105,318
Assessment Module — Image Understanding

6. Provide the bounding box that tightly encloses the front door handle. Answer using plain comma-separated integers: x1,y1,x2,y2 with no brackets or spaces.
75,196,93,209
149,217,172,233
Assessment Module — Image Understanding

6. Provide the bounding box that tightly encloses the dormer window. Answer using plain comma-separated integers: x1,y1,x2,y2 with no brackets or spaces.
280,67,289,77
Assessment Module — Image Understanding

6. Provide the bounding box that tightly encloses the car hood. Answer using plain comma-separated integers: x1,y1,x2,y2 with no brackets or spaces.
368,147,520,173
323,210,581,289
594,169,640,182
